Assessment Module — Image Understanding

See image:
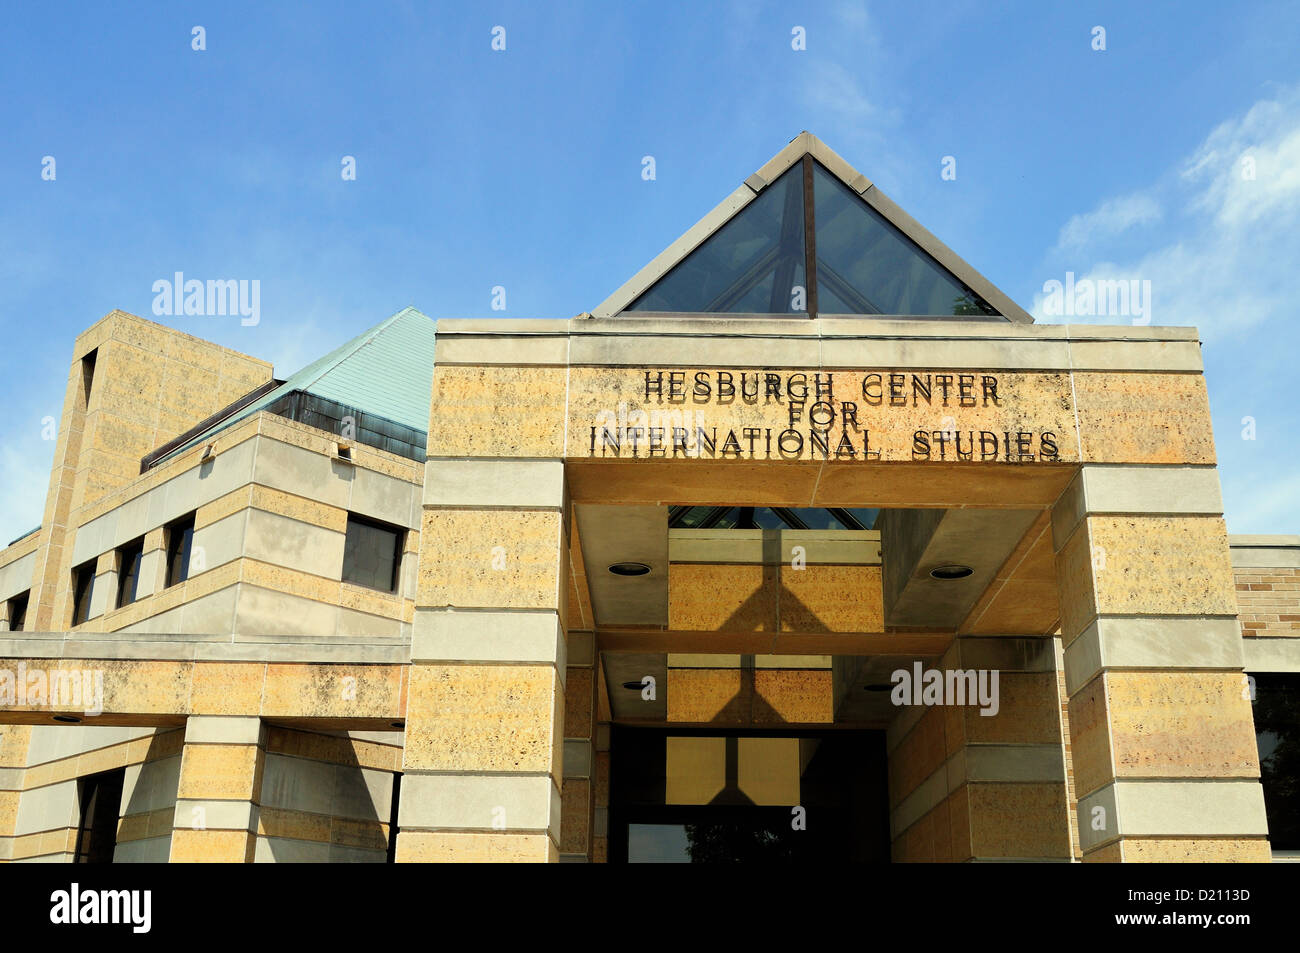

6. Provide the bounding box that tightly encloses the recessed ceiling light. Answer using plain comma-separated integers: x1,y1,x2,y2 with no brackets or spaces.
929,564,974,580
608,562,651,577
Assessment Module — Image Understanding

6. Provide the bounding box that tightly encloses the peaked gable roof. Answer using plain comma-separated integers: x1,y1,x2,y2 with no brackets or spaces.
593,132,1032,323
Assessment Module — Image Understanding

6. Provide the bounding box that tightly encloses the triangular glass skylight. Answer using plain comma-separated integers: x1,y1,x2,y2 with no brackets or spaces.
625,157,999,318
668,506,879,530
628,164,807,314
811,163,997,317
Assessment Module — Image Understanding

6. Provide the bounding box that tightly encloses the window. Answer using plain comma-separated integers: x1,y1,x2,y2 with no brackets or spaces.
75,768,125,863
115,538,144,609
72,561,96,626
165,513,195,588
669,506,878,530
342,515,403,593
6,590,28,632
1252,674,1299,850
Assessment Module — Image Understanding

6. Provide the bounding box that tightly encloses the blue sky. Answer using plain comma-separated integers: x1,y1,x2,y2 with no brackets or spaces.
2,1,1298,543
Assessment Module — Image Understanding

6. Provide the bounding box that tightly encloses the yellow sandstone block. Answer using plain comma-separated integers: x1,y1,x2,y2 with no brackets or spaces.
403,664,560,773
176,745,260,801
169,829,254,863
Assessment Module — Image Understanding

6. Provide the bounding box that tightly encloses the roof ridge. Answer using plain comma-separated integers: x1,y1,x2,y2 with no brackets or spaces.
301,307,432,393
293,310,401,393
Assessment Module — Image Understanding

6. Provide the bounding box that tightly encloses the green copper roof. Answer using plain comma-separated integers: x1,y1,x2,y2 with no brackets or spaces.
155,307,436,464
273,306,436,431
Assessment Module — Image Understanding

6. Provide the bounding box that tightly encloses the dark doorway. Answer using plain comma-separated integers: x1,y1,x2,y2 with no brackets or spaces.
1252,673,1299,850
75,768,125,863
609,726,890,862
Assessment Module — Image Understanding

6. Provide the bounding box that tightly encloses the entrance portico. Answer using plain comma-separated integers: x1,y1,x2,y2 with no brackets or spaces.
402,314,1269,862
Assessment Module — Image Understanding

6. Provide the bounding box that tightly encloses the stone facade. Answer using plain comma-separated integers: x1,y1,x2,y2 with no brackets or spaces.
0,308,1291,863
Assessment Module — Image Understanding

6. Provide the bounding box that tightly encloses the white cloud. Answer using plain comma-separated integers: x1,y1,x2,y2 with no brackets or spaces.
1184,94,1300,228
795,10,906,187
1033,84,1300,338
1054,193,1161,250
803,60,886,126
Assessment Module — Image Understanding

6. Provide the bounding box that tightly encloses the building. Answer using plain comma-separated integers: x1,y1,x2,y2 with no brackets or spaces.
0,132,1295,863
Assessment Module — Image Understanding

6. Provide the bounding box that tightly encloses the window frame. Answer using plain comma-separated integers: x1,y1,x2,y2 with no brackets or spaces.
341,513,405,594
115,537,145,610
164,513,196,589
71,561,96,626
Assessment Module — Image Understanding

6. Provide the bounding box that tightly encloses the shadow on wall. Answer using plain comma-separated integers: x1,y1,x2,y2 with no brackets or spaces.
255,726,398,864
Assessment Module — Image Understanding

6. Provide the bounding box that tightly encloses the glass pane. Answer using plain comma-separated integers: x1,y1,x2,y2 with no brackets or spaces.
784,508,836,529
343,519,400,592
118,546,142,608
167,520,194,587
669,506,879,530
628,824,692,863
73,568,94,625
709,508,742,529
812,162,998,316
671,507,718,529
629,165,807,314
845,507,879,530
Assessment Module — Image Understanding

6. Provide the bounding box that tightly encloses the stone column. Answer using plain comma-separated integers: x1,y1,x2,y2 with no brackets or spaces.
168,715,266,862
1052,465,1270,861
84,550,117,625
560,631,596,861
0,726,30,863
137,526,167,601
397,459,568,862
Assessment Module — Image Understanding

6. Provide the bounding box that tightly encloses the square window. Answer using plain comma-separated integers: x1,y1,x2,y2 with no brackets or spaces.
165,513,195,588
342,515,403,593
72,562,97,626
